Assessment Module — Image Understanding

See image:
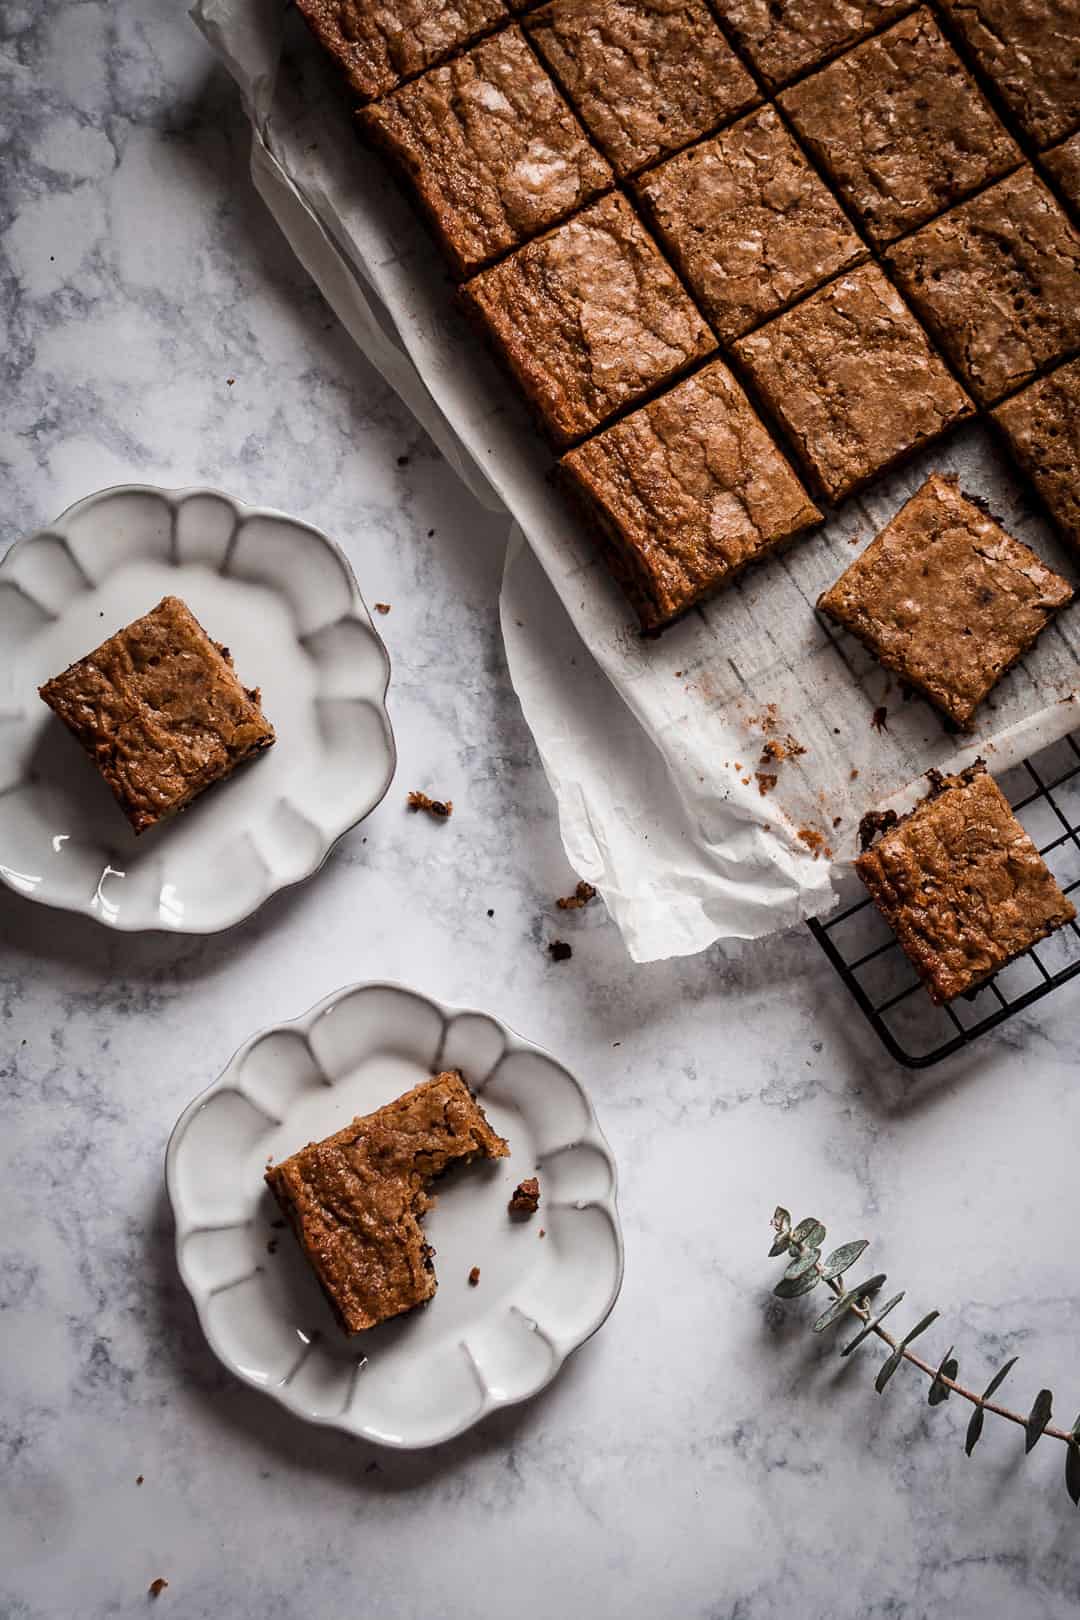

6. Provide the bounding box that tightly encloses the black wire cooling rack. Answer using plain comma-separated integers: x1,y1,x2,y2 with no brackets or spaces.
808,731,1080,1068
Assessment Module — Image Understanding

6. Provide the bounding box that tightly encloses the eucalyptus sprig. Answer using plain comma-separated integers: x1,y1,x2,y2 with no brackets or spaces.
768,1206,1080,1504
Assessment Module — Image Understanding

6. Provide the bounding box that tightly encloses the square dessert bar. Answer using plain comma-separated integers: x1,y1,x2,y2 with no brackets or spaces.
733,264,974,504
780,9,1019,245
525,0,757,179
266,1071,510,1334
937,0,1080,149
560,358,822,629
994,357,1080,549
39,596,275,836
358,28,611,279
294,0,507,102
888,168,1080,407
856,762,1076,1004
1044,131,1080,215
634,107,865,343
817,473,1074,730
710,0,912,90
461,192,715,447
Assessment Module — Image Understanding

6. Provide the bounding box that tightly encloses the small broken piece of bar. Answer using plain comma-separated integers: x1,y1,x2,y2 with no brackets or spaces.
294,0,507,102
734,265,973,504
560,357,821,629
856,762,1076,1004
38,596,275,835
358,27,611,279
266,1072,509,1334
509,1176,541,1215
994,357,1080,551
460,192,715,448
817,474,1074,730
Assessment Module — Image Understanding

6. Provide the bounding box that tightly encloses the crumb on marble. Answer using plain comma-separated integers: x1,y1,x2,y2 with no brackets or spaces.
871,706,889,733
374,602,391,614
548,940,572,962
136,1475,144,1485
149,1578,168,1598
509,1177,541,1216
756,772,778,796
407,790,452,819
468,1265,480,1286
556,879,596,910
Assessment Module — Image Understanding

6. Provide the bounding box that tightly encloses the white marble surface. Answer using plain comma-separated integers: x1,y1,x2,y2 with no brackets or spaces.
4,5,1080,1615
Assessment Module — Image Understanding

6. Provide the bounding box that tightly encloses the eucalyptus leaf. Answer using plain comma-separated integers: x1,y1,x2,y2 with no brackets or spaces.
1025,1389,1053,1454
875,1347,905,1394
1065,1418,1080,1507
791,1218,826,1249
821,1240,869,1281
965,1405,985,1457
772,1207,791,1231
841,1293,906,1357
784,1247,821,1281
928,1349,958,1406
773,1268,823,1299
768,1234,792,1257
901,1310,940,1348
811,1274,887,1333
982,1357,1019,1402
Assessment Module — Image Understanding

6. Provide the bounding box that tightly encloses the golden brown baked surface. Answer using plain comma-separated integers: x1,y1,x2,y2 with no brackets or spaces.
710,0,910,88
937,0,1080,149
856,763,1076,1004
634,107,865,342
780,10,1019,245
525,0,757,178
733,264,973,504
994,358,1080,550
294,0,507,101
461,192,715,447
38,595,275,836
266,1072,510,1335
1044,131,1080,213
888,168,1080,407
561,358,821,628
358,28,611,279
818,473,1074,729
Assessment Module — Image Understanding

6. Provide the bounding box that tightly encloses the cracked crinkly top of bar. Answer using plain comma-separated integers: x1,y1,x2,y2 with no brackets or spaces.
526,0,758,177
561,357,821,628
710,0,911,88
817,472,1074,729
359,28,612,277
733,263,973,504
856,764,1076,1003
780,9,1019,244
266,1072,510,1334
633,106,865,341
937,0,1080,148
294,0,508,101
462,192,715,446
888,167,1080,406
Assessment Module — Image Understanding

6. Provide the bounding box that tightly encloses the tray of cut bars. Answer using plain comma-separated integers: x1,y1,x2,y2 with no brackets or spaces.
201,0,1080,1006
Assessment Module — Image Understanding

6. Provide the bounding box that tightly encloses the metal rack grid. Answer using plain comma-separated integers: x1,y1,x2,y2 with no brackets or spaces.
808,733,1080,1068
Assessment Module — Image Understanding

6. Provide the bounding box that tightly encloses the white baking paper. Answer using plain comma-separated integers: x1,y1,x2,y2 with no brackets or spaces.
192,0,1080,961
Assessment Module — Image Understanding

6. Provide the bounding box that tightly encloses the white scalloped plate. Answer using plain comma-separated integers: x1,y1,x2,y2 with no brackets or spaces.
0,485,395,932
166,982,623,1448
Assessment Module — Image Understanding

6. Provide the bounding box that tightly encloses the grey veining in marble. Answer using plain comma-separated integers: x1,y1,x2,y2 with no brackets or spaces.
3,4,1080,1616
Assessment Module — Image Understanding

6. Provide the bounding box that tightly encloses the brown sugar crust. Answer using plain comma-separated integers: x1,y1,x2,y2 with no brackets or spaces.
1044,131,1080,214
937,0,1080,149
779,10,1019,245
855,762,1076,1003
294,0,507,101
265,1072,510,1335
561,358,821,628
733,264,973,504
887,169,1080,407
994,357,1080,549
633,108,865,342
358,29,611,279
38,596,275,836
525,0,757,179
817,473,1074,730
461,192,715,447
710,0,912,89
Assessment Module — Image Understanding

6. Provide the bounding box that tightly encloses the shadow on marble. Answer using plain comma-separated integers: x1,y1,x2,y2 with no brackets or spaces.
147,1182,589,1488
